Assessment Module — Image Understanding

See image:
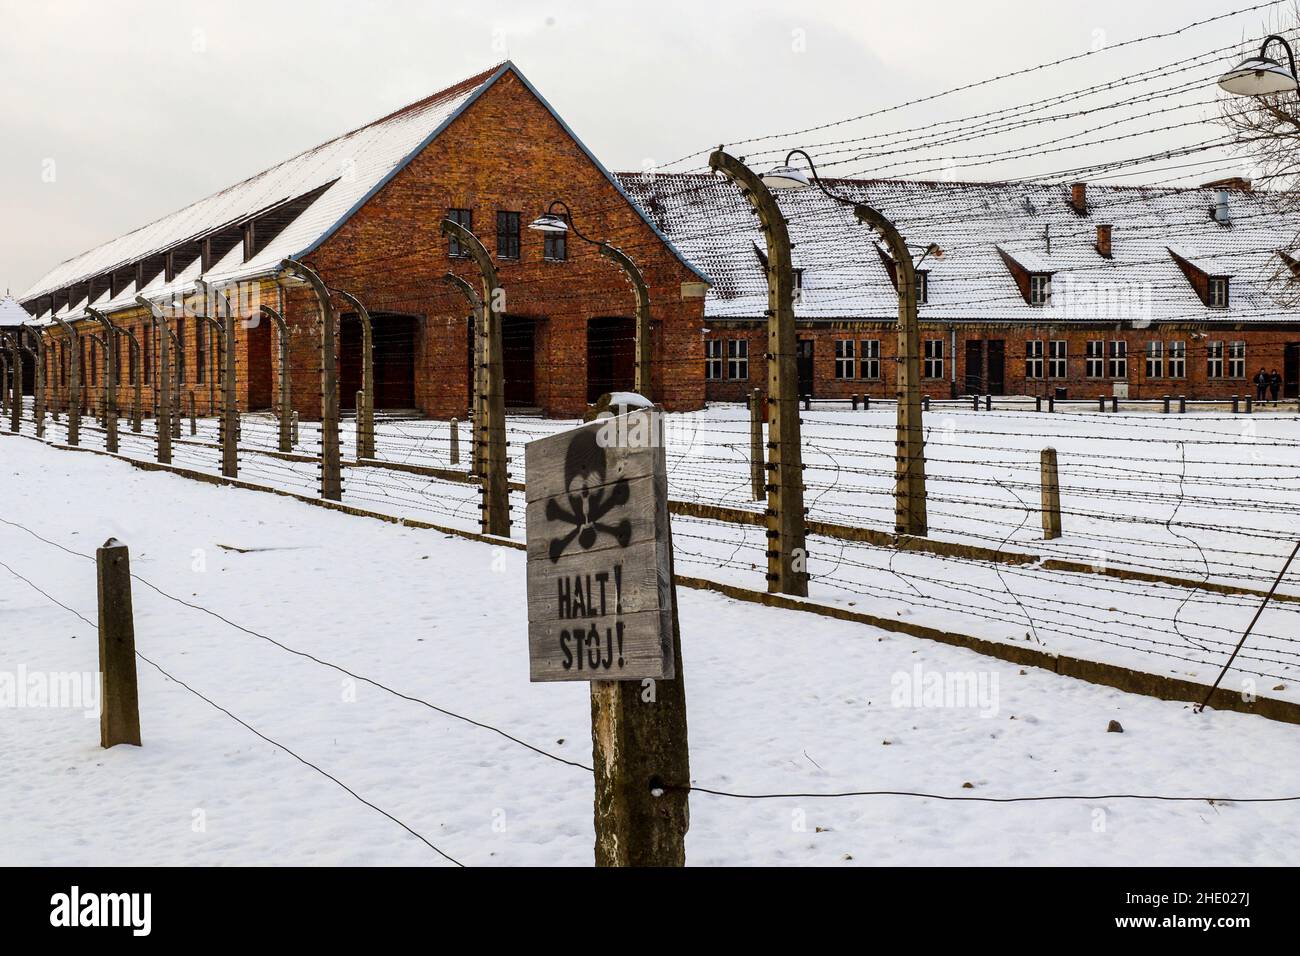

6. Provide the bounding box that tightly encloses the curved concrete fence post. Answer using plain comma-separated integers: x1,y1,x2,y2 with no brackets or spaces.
439,220,508,537
51,316,81,446
277,258,341,501
259,305,292,453
443,272,484,476
135,296,172,464
333,290,374,460
86,308,120,453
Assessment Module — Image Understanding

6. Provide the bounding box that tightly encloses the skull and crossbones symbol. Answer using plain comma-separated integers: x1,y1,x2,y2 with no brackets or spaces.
547,428,632,562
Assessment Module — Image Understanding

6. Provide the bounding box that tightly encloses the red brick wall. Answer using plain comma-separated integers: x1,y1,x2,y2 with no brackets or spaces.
287,68,707,420
704,322,1300,403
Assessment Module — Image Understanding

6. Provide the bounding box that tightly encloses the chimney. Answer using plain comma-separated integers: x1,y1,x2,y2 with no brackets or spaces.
1201,176,1252,193
1212,189,1232,225
1070,182,1087,214
1095,224,1113,258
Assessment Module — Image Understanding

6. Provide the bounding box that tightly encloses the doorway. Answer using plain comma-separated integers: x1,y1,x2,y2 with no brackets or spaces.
987,339,1006,395
586,316,635,403
796,339,814,398
502,316,536,407
245,319,273,411
964,340,984,394
1285,343,1300,399
340,313,418,410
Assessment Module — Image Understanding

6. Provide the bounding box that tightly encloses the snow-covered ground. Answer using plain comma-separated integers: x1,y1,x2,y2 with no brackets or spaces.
15,400,1300,698
1,432,1298,866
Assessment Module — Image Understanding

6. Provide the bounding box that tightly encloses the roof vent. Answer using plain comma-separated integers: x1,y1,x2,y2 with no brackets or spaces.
1095,224,1113,259
1212,189,1232,225
1070,182,1087,214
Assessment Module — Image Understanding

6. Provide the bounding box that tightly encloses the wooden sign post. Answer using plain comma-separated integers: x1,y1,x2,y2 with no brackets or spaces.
526,399,689,865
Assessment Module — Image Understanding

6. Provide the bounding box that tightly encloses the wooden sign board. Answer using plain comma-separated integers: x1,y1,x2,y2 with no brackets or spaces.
525,410,675,682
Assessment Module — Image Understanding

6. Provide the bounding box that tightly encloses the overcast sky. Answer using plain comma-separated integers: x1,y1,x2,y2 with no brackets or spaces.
0,0,1283,297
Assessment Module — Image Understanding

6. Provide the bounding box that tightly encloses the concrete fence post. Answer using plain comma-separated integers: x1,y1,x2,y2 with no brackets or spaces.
96,538,142,749
1041,447,1062,540
450,417,460,465
750,387,764,501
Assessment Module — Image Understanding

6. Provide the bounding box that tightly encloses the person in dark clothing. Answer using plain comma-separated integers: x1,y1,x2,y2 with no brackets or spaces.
1255,368,1269,401
1269,368,1282,403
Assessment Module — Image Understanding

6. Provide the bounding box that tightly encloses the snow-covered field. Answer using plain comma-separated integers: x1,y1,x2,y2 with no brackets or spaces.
1,429,1298,866
15,400,1300,698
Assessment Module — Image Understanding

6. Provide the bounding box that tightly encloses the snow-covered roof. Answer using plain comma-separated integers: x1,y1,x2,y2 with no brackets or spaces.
21,61,706,325
18,63,513,326
616,173,1300,324
0,295,34,328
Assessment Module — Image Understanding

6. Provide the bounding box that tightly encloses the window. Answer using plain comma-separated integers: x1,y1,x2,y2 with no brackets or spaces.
1108,340,1128,379
195,321,206,385
835,339,856,379
1029,274,1052,306
916,271,929,304
1168,340,1186,379
447,208,472,258
543,229,567,262
1145,341,1164,378
727,339,749,380
860,339,881,380
176,317,186,386
1086,340,1104,378
923,339,944,379
1025,339,1044,379
704,339,723,380
1207,341,1224,379
1228,341,1246,378
496,211,521,260
1208,277,1229,309
793,268,805,306
1048,340,1067,379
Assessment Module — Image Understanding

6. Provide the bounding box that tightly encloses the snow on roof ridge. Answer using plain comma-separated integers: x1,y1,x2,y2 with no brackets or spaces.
20,62,509,303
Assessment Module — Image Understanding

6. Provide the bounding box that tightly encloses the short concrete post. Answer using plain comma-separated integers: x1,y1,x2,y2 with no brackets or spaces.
984,395,991,411
189,391,197,435
96,539,142,748
292,410,300,446
803,395,811,411
923,395,931,412
1162,395,1170,414
1098,395,1105,412
851,394,858,411
1111,396,1118,413
750,388,763,501
450,417,460,466
863,395,870,411
1047,396,1055,413
1041,448,1062,540
972,395,980,411
1178,395,1186,414
1246,395,1254,414
1232,394,1240,414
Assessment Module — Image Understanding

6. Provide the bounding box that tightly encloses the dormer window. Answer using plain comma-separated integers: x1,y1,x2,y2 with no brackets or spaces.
1029,274,1051,306
793,267,804,305
1208,277,1229,309
916,270,929,304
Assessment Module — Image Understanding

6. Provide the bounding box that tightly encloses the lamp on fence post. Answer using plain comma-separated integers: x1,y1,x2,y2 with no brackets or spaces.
439,219,510,538
528,201,654,399
333,290,375,461
442,272,485,476
759,148,931,538
277,259,342,501
51,315,81,447
1218,34,1299,95
709,147,809,597
85,308,119,454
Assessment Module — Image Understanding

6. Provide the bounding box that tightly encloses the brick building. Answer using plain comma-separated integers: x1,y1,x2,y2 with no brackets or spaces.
16,63,709,421
15,62,1300,419
622,173,1300,402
